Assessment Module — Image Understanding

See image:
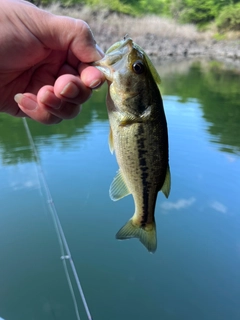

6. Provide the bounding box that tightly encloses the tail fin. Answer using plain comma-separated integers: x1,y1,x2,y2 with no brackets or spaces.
116,219,157,253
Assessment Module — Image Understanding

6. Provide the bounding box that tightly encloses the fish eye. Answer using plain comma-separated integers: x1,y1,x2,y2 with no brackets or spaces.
132,61,145,74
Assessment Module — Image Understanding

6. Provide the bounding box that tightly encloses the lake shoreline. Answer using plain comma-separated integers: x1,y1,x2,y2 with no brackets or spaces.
47,4,240,67
96,32,240,68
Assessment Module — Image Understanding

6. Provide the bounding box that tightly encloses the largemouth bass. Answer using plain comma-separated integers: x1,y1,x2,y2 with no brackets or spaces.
94,37,170,253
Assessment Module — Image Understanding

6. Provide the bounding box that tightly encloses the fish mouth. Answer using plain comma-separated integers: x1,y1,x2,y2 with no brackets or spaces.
92,37,133,81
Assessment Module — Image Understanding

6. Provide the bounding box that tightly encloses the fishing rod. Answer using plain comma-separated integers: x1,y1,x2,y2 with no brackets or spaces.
22,118,93,320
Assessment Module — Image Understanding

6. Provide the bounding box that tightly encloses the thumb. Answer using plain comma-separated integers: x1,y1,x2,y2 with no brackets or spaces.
41,14,104,62
23,4,104,63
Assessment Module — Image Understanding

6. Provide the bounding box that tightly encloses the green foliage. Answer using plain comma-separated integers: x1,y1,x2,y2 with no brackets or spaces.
28,0,240,30
123,0,169,15
213,32,226,40
216,3,240,31
84,0,135,15
30,0,61,5
30,0,136,14
178,0,217,25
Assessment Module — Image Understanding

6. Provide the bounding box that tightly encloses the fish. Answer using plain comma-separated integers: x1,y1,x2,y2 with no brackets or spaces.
93,36,170,253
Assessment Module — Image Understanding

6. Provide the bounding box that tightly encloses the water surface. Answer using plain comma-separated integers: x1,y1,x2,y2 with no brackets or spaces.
0,59,239,320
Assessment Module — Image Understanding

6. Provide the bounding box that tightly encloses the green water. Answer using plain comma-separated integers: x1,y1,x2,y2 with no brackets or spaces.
0,59,239,320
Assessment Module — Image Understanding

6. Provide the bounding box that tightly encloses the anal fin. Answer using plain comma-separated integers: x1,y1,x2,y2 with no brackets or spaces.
161,165,171,198
109,170,130,201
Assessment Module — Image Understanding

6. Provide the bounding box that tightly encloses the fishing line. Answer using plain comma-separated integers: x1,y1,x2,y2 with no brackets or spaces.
22,117,93,320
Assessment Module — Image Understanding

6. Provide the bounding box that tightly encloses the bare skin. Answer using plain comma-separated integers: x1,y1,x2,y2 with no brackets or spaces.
0,0,105,124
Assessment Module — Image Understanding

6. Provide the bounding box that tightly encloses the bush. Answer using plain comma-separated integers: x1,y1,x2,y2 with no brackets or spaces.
216,3,240,31
179,0,217,25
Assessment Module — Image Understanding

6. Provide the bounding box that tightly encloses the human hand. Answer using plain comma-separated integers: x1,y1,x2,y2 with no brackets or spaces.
0,0,105,124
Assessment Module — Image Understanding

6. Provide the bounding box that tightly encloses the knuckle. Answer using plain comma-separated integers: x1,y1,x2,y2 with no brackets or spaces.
75,20,95,43
39,112,62,125
59,102,81,120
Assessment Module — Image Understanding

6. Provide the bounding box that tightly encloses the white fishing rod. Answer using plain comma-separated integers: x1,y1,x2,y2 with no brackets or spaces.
22,117,93,320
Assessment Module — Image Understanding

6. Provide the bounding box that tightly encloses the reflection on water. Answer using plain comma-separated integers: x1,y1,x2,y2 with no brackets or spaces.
0,59,240,320
159,59,240,155
0,85,108,165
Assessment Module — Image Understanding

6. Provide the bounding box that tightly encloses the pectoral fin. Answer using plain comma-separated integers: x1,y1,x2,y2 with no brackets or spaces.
109,170,130,201
161,165,171,198
119,112,139,126
108,127,114,154
119,117,135,127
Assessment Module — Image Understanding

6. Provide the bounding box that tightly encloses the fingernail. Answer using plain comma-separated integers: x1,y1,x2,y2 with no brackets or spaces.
89,79,102,89
14,94,37,110
14,93,22,104
96,44,105,58
60,82,79,98
40,90,61,109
